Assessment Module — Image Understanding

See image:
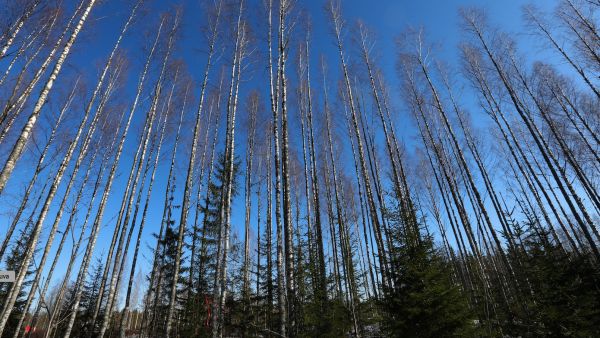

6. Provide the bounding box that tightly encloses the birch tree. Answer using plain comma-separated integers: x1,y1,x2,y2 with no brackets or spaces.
164,0,222,335
0,0,97,194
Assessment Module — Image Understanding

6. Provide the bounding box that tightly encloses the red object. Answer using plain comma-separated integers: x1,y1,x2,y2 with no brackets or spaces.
24,326,30,333
204,295,212,327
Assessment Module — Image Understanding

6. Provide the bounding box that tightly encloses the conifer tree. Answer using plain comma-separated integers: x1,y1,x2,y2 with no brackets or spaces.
381,199,474,338
0,223,35,335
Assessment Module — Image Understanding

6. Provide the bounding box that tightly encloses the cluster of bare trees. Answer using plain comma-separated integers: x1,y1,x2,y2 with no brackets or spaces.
0,0,598,337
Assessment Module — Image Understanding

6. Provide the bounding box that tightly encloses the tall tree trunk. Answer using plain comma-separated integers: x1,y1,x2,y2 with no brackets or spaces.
118,81,181,338
195,93,223,306
0,10,52,89
29,106,124,338
61,10,161,336
139,70,185,336
266,131,274,336
97,14,176,337
0,77,77,261
306,54,327,307
0,0,41,59
340,67,379,297
324,90,361,337
412,45,515,280
0,7,61,141
462,11,600,261
523,5,599,98
356,22,412,228
462,44,584,254
212,2,246,335
0,1,105,328
265,0,287,334
243,92,258,317
12,66,119,338
255,156,263,326
276,0,296,333
327,0,389,288
0,0,97,194
188,84,217,336
165,2,222,335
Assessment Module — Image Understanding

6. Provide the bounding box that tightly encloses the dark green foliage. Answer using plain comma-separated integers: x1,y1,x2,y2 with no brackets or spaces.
180,153,241,337
501,219,600,337
524,244,600,336
55,258,107,337
194,153,241,295
220,234,245,336
144,182,188,337
381,200,474,338
149,224,189,334
0,223,35,337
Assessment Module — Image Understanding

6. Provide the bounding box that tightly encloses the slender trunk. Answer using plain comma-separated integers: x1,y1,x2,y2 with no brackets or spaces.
0,6,63,139
266,133,274,335
13,72,117,338
524,6,599,98
343,82,379,297
463,46,583,254
0,13,49,89
188,87,217,335
324,63,361,328
30,107,124,338
277,1,296,333
265,0,287,334
325,100,360,336
508,53,600,212
243,93,258,316
0,1,103,327
306,57,326,303
98,16,175,337
0,0,97,194
195,95,223,302
255,157,263,325
464,17,600,260
212,3,245,335
166,3,222,335
139,70,185,336
0,78,77,261
404,66,492,296
357,23,411,226
61,8,160,335
415,51,515,278
327,1,389,287
118,83,180,338
0,0,40,59
296,47,320,306
323,160,342,298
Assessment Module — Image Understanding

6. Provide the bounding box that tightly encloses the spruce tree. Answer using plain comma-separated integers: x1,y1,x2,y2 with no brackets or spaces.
518,220,600,336
381,199,474,337
151,225,189,335
56,258,106,337
183,152,240,337
0,222,35,335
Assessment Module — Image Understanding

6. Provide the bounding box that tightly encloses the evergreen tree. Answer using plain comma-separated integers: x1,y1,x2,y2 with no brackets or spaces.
511,219,600,337
0,222,35,336
56,258,106,337
182,152,240,337
150,225,189,334
381,199,474,337
80,258,106,335
144,185,187,337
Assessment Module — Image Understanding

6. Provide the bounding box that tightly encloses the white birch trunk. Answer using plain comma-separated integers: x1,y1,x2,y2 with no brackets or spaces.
0,0,96,193
0,0,41,59
165,1,222,335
